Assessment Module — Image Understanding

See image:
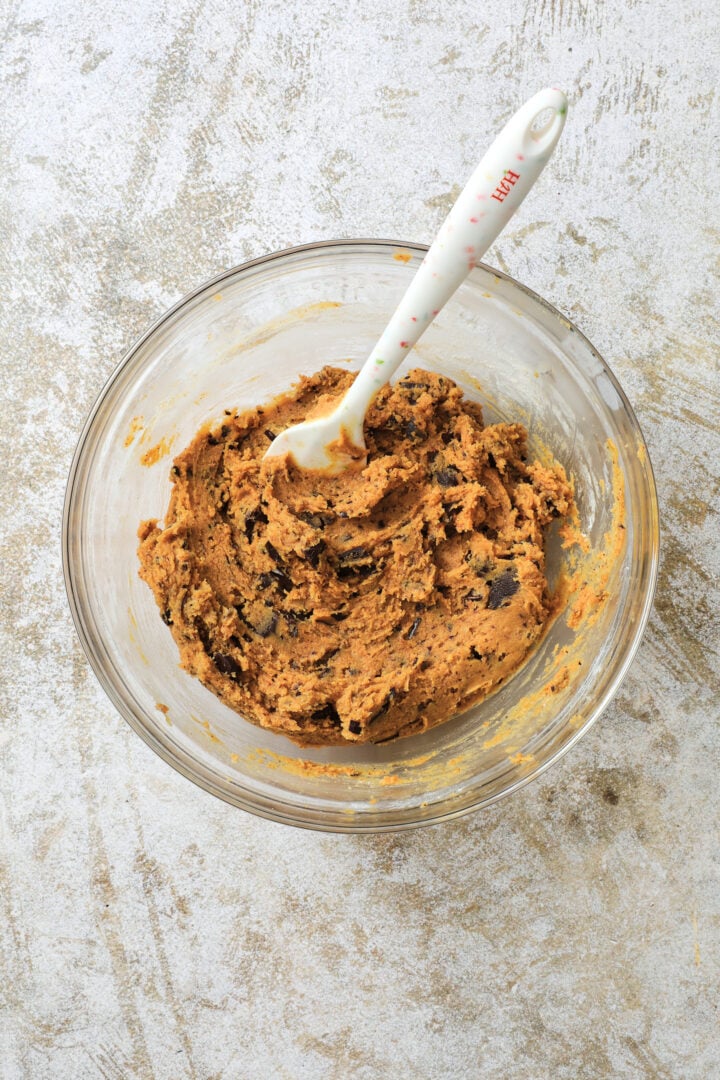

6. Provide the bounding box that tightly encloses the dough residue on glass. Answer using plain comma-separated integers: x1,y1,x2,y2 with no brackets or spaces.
138,367,576,746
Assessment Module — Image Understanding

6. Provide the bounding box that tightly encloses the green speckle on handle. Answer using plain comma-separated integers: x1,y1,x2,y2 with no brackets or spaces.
558,105,567,115
375,359,385,365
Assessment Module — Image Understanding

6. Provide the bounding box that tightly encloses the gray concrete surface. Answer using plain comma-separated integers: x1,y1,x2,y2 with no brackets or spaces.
2,1,719,1077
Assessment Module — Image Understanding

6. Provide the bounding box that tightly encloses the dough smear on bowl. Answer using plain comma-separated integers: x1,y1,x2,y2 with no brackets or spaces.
138,367,575,746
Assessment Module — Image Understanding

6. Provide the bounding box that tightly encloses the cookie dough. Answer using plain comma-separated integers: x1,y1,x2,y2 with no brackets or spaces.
138,367,574,746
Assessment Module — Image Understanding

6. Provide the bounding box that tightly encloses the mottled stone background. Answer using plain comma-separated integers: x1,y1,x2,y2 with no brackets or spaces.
2,1,719,1077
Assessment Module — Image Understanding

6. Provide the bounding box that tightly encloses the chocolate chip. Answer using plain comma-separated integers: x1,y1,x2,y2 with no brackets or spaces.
434,465,462,488
303,540,326,568
170,465,179,478
265,540,283,565
441,431,453,445
348,720,362,735
465,590,485,602
470,646,484,661
405,616,422,640
206,434,218,446
220,425,229,438
289,609,312,621
264,429,276,441
331,611,349,622
487,452,497,470
161,609,173,626
214,653,242,679
244,506,268,541
404,419,423,440
258,573,274,590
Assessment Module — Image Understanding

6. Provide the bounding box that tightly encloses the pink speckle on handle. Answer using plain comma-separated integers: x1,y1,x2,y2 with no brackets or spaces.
411,316,417,322
476,193,487,200
517,154,524,161
465,246,474,254
469,217,478,223
400,341,409,348
432,309,439,316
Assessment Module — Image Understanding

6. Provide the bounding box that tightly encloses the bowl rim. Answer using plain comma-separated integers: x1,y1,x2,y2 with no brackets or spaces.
62,238,660,832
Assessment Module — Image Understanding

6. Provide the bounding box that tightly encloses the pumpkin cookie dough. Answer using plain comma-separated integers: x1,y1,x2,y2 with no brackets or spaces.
138,367,575,746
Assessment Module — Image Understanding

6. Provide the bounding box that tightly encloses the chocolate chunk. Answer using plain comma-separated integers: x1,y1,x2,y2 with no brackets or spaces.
487,452,497,470
336,562,375,581
331,611,349,622
264,429,276,441
194,618,213,655
470,646,484,661
434,465,462,488
487,570,519,609
206,434,219,446
258,572,274,590
244,506,268,541
404,419,423,440
441,431,453,446
289,609,312,621
310,703,341,725
370,688,396,722
299,510,330,529
214,653,242,679
465,590,485,602
338,545,370,564
405,616,422,640
348,720,362,735
255,611,278,638
161,609,173,626
303,540,326,568
269,567,294,595
265,540,283,565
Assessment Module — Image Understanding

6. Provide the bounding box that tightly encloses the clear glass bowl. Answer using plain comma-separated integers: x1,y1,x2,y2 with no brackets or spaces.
63,240,659,832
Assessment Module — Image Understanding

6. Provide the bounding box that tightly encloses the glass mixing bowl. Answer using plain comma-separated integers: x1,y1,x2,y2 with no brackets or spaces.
63,240,659,831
